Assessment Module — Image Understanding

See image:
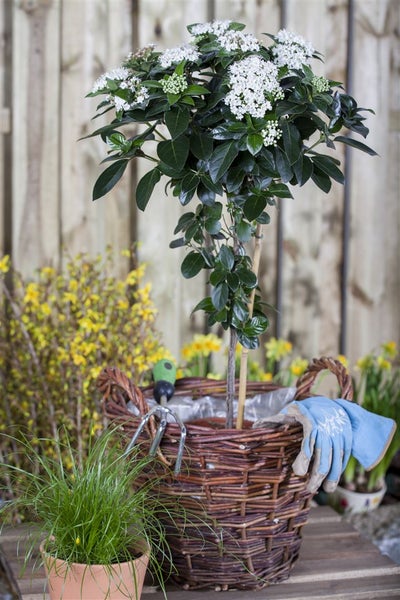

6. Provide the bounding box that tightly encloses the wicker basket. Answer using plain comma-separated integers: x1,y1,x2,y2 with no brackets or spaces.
98,357,352,591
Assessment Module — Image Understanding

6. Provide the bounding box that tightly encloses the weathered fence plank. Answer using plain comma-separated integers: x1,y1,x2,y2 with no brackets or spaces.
136,0,210,358
347,0,400,361
60,0,133,276
279,0,347,359
12,0,61,272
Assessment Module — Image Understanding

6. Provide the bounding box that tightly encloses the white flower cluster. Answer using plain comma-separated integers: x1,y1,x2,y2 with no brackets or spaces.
158,44,200,68
272,29,314,70
224,56,283,119
217,30,260,52
161,73,188,94
261,120,282,147
92,67,149,112
91,67,131,93
190,20,231,36
312,75,330,93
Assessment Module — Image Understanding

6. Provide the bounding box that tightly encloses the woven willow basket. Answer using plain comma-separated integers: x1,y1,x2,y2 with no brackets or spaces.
98,357,352,591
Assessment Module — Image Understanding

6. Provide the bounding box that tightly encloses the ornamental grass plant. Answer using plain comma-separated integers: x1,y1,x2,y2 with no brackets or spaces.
0,249,169,510
0,425,175,595
86,20,376,427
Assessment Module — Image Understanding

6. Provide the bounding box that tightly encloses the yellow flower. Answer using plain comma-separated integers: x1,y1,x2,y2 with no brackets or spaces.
72,353,86,366
289,358,308,378
377,356,391,371
381,341,397,360
0,255,10,274
260,372,273,382
24,283,40,305
336,354,349,368
75,537,81,546
265,337,292,361
356,355,374,372
63,291,78,304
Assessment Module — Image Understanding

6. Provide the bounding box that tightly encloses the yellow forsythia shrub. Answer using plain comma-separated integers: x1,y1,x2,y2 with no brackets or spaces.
0,249,169,507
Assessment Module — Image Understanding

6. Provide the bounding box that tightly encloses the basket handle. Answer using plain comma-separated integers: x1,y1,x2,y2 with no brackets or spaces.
294,356,353,401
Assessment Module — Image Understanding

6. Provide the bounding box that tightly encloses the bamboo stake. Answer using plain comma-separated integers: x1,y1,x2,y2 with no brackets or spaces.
236,223,263,429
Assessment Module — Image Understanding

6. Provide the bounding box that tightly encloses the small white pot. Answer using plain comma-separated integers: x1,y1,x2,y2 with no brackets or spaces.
329,483,386,515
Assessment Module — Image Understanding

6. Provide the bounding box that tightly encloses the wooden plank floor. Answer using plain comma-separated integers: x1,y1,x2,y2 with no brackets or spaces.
2,506,400,599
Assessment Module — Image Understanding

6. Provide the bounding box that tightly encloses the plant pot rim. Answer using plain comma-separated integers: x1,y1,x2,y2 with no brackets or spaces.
336,482,387,497
39,540,150,568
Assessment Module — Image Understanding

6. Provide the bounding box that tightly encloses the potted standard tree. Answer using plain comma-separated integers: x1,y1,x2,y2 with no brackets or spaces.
86,21,376,425
86,21,378,590
0,427,174,600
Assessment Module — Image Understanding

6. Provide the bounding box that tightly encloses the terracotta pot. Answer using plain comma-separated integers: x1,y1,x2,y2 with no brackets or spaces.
40,542,149,600
329,483,387,515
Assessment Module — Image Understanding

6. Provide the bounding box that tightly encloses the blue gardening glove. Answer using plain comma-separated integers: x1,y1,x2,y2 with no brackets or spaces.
279,397,353,493
335,399,396,471
255,397,396,494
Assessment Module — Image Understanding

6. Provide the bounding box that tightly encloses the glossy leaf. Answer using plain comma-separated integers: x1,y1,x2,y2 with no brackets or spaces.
165,107,190,139
211,282,229,311
246,133,264,156
92,160,128,201
243,195,267,221
334,135,378,156
157,136,189,171
281,120,302,165
209,141,238,183
136,168,162,211
311,155,344,184
236,220,252,242
190,133,214,159
219,245,235,271
181,251,205,278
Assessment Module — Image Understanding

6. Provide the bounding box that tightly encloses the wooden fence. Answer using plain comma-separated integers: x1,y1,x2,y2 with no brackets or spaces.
0,0,399,368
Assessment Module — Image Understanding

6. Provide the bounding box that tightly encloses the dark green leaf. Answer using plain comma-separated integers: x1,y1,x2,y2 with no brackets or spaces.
237,331,259,349
209,141,238,183
275,147,293,183
225,169,245,193
211,282,229,311
210,269,227,286
246,133,264,156
268,183,293,199
311,155,344,184
232,299,248,322
334,135,377,156
236,220,253,242
243,196,267,221
157,136,189,171
179,172,200,205
281,120,302,165
193,297,214,313
205,218,221,235
169,237,186,248
174,212,195,234
236,267,257,288
181,251,205,278
190,133,214,160
227,272,240,292
243,315,269,336
292,154,313,186
136,168,162,211
310,167,332,193
92,160,128,201
219,245,235,271
165,107,190,139
256,211,270,224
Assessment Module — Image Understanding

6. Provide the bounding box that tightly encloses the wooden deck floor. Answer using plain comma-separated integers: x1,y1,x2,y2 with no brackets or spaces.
1,506,400,599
